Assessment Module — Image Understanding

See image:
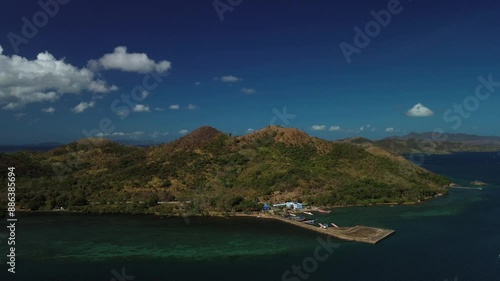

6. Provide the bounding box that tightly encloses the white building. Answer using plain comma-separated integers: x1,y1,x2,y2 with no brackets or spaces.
272,201,303,210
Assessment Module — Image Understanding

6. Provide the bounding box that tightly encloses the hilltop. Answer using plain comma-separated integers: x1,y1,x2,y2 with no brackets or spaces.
0,126,450,216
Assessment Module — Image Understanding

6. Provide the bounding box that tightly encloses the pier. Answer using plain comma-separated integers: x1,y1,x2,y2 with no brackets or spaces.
260,214,395,244
451,186,483,191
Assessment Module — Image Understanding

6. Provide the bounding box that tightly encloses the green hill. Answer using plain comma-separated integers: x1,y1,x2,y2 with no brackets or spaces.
0,126,450,216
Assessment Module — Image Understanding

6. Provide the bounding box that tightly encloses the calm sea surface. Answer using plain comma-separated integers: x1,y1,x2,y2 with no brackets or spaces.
1,152,499,281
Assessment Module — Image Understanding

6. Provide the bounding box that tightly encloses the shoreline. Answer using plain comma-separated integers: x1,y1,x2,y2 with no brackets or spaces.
11,193,445,216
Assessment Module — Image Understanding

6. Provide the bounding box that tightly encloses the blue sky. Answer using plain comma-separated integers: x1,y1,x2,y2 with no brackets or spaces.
1,0,499,144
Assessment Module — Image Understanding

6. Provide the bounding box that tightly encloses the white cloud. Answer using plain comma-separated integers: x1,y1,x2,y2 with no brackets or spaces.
179,129,188,135
360,126,365,131
42,107,55,113
311,125,327,131
117,109,129,117
150,131,169,138
0,46,117,110
246,128,254,133
131,131,144,138
95,131,153,138
72,100,95,113
216,75,242,83
406,103,434,117
88,46,171,73
329,125,341,131
14,112,26,119
385,127,395,132
132,104,150,112
195,81,201,86
187,104,198,110
169,104,180,110
241,87,256,94
155,107,164,111
140,90,149,99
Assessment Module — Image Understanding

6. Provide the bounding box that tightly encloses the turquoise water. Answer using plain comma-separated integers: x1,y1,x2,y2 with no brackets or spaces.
1,152,499,281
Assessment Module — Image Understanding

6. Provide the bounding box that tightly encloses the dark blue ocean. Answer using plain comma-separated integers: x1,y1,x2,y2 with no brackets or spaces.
0,152,499,281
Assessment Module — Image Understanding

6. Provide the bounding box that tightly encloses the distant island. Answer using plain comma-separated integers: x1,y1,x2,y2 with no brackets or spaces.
470,180,488,186
0,126,453,216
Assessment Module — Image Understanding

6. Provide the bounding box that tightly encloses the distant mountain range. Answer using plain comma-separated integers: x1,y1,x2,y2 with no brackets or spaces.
3,132,499,155
391,132,500,144
372,132,500,155
0,126,450,215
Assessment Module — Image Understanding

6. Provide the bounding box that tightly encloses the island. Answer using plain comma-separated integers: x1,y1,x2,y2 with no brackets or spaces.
0,126,450,243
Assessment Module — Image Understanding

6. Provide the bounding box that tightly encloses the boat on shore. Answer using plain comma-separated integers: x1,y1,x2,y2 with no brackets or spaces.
289,216,305,222
317,209,331,214
303,211,314,215
302,219,316,225
318,223,328,229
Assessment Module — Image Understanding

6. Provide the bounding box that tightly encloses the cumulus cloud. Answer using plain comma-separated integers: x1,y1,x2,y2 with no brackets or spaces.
187,104,198,110
241,87,256,94
246,128,254,133
0,46,117,110
406,103,434,117
215,75,242,83
41,107,55,113
140,90,149,99
169,104,180,110
14,112,26,119
132,104,150,112
155,107,164,111
72,100,95,113
385,127,395,132
311,125,326,131
130,131,144,138
179,129,188,135
98,131,148,138
88,46,171,73
329,125,341,131
117,109,129,117
150,131,169,138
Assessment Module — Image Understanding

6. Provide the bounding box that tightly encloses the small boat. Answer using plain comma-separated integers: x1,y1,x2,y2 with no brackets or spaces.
303,211,314,216
302,219,316,225
290,216,305,221
318,223,328,229
317,209,331,214
330,222,339,228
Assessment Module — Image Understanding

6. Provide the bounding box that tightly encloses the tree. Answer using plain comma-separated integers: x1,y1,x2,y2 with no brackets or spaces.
27,194,46,211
